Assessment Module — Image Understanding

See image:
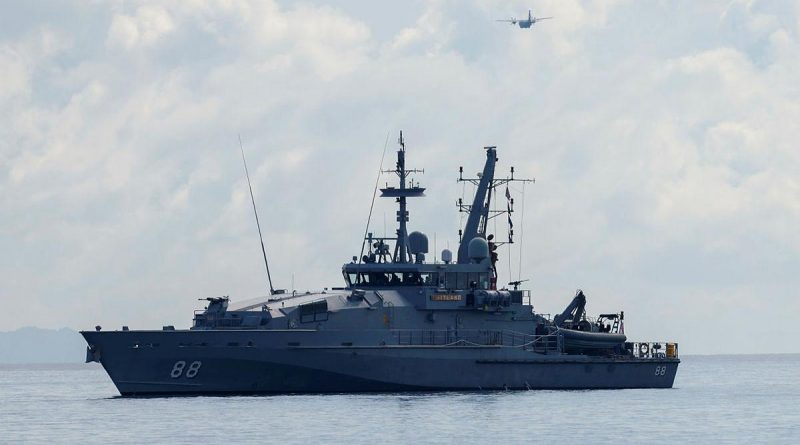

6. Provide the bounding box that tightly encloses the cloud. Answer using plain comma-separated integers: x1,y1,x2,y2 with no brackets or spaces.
106,5,175,49
0,48,30,101
390,7,454,56
1,0,799,353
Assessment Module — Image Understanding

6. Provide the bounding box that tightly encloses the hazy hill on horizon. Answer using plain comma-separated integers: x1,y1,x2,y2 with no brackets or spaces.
0,327,86,364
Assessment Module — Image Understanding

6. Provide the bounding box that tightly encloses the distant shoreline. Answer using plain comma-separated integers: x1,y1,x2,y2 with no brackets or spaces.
0,363,100,369
0,327,86,364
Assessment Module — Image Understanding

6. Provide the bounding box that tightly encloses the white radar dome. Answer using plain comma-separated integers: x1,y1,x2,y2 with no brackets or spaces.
468,237,489,262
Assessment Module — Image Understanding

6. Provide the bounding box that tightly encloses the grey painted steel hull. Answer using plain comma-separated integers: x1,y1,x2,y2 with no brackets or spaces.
83,330,679,396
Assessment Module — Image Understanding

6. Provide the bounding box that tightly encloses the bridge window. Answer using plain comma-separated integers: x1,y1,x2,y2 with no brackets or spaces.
347,272,438,287
444,272,490,290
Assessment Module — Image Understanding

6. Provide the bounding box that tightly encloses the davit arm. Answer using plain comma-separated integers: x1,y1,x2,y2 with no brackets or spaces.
554,290,587,327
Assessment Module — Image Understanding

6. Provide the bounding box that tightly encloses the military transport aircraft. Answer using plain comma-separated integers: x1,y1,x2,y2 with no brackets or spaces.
496,9,553,29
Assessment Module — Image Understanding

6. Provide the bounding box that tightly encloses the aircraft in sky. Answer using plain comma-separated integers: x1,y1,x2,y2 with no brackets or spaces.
496,9,553,29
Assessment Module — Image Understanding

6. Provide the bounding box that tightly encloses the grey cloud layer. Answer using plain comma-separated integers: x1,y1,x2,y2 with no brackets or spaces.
1,0,798,353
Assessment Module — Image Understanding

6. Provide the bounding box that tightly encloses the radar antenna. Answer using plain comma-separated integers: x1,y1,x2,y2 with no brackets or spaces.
238,135,276,295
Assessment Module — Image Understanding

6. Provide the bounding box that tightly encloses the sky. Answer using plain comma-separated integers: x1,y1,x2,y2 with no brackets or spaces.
1,0,799,354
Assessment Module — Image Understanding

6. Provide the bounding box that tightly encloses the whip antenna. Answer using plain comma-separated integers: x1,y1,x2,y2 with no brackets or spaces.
358,132,390,264
238,135,275,295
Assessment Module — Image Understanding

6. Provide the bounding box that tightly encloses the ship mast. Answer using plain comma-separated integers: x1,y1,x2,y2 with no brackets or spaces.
379,131,424,264
456,147,534,264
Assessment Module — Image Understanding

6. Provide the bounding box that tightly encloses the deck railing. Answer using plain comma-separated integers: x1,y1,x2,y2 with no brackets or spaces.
392,329,560,353
629,341,679,359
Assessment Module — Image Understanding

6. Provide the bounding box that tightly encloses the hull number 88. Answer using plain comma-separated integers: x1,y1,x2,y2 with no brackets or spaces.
170,360,202,378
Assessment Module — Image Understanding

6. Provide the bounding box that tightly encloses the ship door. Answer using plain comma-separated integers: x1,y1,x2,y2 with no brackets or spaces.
384,302,394,328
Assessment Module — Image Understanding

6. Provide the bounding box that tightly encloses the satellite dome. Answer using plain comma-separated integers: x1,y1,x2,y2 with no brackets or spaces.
408,231,429,254
441,249,453,264
468,237,489,262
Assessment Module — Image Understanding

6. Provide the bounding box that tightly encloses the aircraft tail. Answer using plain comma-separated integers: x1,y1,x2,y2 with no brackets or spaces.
528,10,532,21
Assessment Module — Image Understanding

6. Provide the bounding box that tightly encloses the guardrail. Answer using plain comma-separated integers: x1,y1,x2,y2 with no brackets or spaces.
392,329,560,353
629,341,679,359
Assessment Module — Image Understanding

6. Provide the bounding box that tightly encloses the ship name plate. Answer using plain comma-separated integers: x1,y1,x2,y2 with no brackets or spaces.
431,293,462,302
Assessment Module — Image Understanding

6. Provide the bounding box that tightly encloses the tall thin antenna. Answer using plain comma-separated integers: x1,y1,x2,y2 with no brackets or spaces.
238,135,275,295
518,182,527,282
433,232,437,264
358,132,391,264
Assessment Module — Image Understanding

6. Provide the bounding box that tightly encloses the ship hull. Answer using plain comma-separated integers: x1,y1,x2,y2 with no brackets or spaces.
83,330,679,396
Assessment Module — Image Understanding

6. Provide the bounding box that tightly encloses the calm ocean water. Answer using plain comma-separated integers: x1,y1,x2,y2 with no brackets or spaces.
1,355,798,444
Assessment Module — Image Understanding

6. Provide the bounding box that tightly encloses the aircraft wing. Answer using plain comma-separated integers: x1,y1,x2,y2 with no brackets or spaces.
537,16,554,20
496,19,517,23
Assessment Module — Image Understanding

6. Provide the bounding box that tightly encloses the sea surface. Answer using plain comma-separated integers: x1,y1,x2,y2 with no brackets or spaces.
1,355,798,444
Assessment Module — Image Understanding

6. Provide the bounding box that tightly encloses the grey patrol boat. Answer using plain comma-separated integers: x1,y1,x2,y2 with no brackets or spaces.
83,134,680,395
